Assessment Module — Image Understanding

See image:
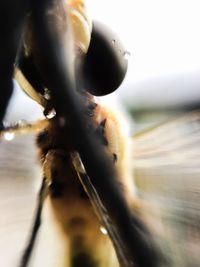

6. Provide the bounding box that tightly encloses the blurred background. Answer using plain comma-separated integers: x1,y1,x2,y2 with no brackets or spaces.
0,0,200,266
90,0,200,131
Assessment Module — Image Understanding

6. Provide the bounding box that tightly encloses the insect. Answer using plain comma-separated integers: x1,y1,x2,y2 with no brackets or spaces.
0,1,161,267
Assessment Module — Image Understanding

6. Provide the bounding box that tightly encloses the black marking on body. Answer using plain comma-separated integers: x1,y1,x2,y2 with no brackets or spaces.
71,252,97,267
49,170,66,198
17,52,45,95
95,119,108,146
58,152,69,164
36,129,49,146
68,217,87,229
87,102,98,117
113,153,118,163
79,184,89,200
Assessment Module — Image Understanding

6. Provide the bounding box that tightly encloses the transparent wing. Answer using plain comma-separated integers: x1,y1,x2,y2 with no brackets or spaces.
0,119,48,136
133,109,200,266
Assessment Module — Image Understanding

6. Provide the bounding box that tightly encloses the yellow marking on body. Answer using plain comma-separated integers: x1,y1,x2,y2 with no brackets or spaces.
68,0,92,53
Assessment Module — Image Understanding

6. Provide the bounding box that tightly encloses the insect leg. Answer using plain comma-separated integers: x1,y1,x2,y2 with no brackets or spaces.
72,152,130,266
0,1,29,124
19,177,49,267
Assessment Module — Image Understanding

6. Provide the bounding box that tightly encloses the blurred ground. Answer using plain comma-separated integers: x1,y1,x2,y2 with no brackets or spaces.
0,134,39,266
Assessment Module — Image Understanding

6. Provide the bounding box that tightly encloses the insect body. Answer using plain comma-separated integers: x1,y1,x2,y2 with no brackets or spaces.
0,1,160,266
6,1,134,266
36,95,134,267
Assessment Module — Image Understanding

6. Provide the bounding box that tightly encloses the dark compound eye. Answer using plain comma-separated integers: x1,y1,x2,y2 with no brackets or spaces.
82,21,128,96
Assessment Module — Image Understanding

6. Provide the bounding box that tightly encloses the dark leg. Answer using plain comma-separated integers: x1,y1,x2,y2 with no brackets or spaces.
19,178,48,267
0,1,29,124
0,78,13,125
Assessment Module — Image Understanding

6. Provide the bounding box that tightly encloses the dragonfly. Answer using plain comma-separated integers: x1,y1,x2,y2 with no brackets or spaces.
0,1,162,267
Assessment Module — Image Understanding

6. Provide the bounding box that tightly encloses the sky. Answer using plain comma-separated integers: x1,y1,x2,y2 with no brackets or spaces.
88,0,200,107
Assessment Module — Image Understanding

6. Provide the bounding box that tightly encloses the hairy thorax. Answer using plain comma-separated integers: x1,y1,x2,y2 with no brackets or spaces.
35,96,134,267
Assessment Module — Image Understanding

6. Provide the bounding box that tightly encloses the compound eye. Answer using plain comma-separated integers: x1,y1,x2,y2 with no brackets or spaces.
82,21,128,96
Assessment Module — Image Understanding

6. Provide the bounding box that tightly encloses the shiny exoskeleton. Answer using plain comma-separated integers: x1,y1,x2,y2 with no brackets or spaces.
0,1,152,267
13,1,133,266
36,92,134,267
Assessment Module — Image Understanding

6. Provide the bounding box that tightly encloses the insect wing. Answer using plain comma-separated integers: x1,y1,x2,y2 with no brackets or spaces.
132,109,200,266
